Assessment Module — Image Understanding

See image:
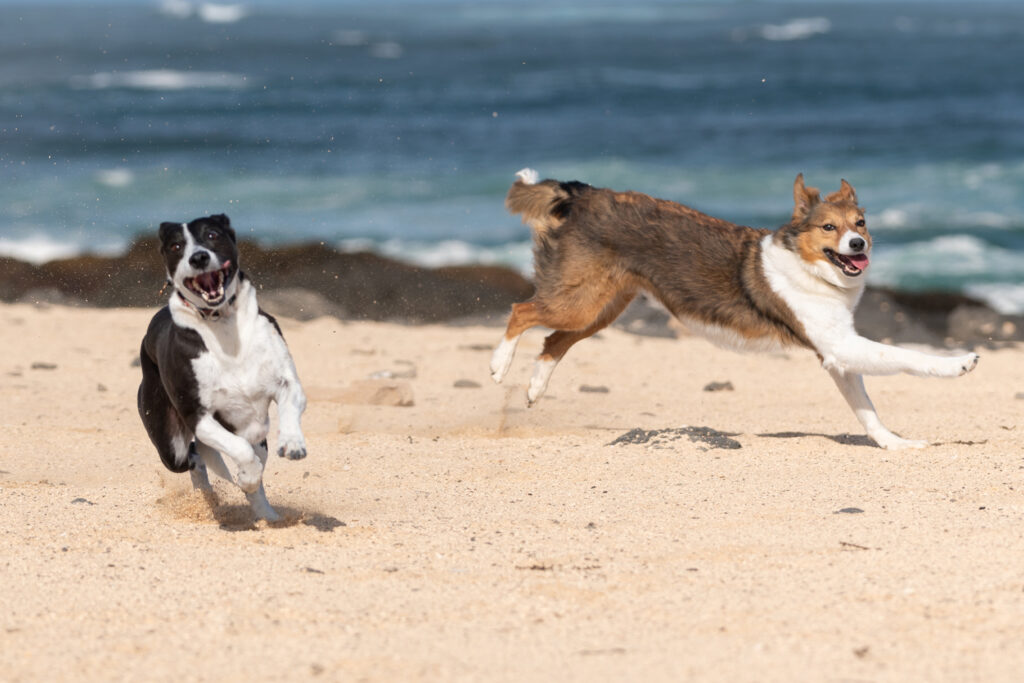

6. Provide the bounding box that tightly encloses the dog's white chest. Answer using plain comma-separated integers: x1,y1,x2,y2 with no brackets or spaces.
174,295,290,443
194,318,284,403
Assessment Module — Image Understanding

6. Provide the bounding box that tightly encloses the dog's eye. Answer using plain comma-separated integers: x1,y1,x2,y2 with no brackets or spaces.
822,224,836,231
169,243,182,253
856,219,866,227
206,231,219,241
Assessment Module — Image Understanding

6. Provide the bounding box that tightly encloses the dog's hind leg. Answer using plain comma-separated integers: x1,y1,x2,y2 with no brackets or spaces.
138,347,194,473
491,301,546,383
188,442,213,491
527,288,637,405
828,368,927,450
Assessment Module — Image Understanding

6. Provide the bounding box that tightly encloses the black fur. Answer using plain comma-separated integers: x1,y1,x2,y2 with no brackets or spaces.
137,307,208,472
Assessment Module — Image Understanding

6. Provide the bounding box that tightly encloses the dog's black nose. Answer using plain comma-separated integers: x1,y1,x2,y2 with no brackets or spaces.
849,237,866,252
189,251,210,269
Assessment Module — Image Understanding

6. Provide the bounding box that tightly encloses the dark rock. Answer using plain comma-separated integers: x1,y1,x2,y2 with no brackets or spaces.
30,362,57,370
703,381,734,392
453,379,481,388
579,384,610,393
0,236,534,324
947,305,1023,346
608,426,741,450
834,507,864,514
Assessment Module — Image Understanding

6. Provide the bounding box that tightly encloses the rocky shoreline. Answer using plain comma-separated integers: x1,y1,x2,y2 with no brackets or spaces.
1,235,1020,347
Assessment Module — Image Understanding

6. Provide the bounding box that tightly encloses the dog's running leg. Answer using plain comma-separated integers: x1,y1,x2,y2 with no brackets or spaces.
491,302,544,383
193,414,262,493
195,441,233,483
827,336,979,378
244,440,281,522
526,289,636,406
188,442,213,491
275,374,307,460
828,368,927,450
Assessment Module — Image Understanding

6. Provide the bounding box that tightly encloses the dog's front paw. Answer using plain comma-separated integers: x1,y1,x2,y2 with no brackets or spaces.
922,352,980,378
955,352,979,376
277,434,307,460
235,458,264,493
872,432,928,450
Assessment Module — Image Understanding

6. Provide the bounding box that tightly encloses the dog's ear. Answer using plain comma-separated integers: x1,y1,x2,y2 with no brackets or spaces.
210,214,236,243
158,222,181,249
825,179,857,205
792,173,820,222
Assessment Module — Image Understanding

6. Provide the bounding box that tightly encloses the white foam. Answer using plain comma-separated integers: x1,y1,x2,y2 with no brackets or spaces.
338,238,534,275
869,234,1024,303
0,235,121,265
95,168,135,188
71,69,249,91
964,283,1024,315
197,3,247,24
370,42,403,59
761,17,831,41
159,0,193,19
333,30,369,47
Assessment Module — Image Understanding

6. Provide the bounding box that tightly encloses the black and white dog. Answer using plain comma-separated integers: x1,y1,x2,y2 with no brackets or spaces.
137,214,307,522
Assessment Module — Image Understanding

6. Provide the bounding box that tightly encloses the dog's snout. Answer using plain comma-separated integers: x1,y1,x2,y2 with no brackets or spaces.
849,237,866,252
189,251,211,269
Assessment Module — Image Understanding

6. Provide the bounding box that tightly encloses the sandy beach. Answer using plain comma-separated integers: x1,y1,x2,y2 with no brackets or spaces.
2,300,1023,681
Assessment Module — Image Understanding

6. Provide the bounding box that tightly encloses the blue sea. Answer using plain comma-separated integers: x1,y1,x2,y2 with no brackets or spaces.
3,0,1024,312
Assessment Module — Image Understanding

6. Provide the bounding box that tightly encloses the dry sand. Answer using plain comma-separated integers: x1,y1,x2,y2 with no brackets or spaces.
2,301,1023,682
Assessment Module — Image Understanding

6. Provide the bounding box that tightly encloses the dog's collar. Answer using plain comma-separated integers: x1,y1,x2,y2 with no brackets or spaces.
176,290,236,320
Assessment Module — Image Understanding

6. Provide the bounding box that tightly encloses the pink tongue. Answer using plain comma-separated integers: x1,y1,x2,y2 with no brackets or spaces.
848,253,869,269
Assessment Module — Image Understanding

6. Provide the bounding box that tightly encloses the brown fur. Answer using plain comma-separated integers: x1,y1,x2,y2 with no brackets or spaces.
505,180,571,236
501,174,864,363
779,173,870,268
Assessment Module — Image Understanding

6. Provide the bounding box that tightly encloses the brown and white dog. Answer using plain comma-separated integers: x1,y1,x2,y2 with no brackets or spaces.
490,169,979,449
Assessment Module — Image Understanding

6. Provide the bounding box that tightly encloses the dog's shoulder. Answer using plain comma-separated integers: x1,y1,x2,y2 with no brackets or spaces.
143,305,208,362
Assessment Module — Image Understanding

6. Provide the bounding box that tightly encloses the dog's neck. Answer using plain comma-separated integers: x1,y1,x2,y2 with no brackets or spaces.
175,290,237,321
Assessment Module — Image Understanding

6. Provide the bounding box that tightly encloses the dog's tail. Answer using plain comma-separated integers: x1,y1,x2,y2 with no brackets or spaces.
505,168,589,236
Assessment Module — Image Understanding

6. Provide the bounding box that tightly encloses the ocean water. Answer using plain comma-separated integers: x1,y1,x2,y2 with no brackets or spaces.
3,0,1024,312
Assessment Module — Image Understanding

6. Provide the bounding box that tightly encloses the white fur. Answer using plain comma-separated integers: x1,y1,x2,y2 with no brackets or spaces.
515,168,540,185
761,234,978,449
170,276,307,517
490,333,521,383
170,224,238,311
675,316,787,354
837,229,866,256
527,358,558,406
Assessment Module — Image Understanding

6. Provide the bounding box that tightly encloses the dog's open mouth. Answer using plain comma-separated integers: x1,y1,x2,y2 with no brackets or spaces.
824,249,869,277
184,261,233,305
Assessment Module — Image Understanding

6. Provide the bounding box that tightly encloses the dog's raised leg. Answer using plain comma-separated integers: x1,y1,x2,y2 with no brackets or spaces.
244,440,281,522
490,333,522,384
525,290,637,406
824,336,979,378
195,441,233,483
828,368,927,450
193,414,263,493
275,374,307,460
491,302,545,384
